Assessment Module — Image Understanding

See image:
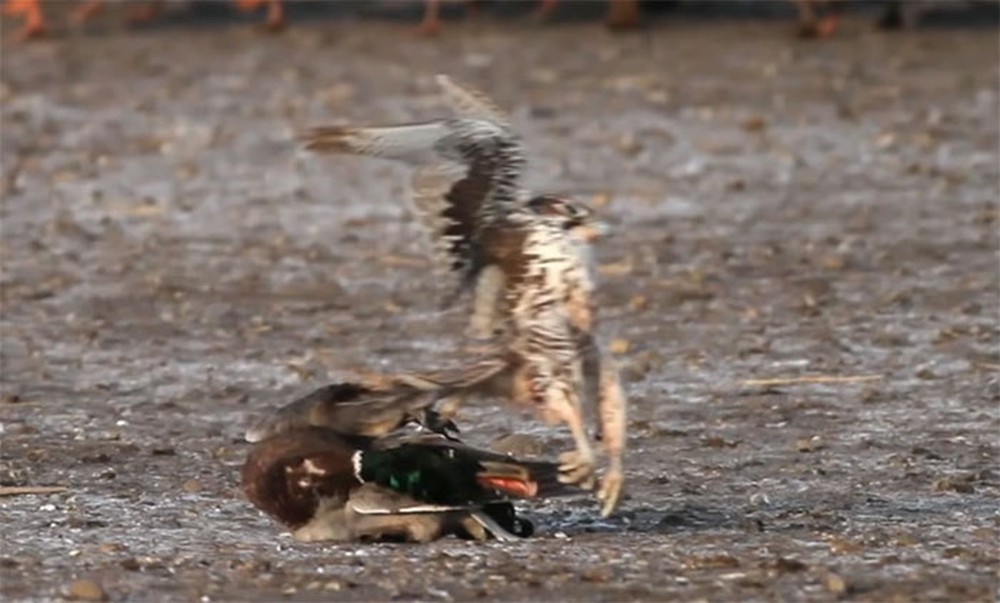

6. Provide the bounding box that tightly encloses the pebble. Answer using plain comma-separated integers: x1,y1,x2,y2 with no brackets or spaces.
67,578,107,601
182,479,203,493
825,572,848,595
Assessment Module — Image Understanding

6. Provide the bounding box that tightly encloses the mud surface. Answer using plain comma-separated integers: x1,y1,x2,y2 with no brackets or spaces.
2,5,998,602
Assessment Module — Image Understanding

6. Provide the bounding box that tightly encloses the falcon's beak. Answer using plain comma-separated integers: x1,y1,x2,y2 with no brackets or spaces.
577,220,611,242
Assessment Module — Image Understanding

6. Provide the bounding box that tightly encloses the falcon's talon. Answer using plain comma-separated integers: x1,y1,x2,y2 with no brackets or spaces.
557,450,597,489
597,466,624,517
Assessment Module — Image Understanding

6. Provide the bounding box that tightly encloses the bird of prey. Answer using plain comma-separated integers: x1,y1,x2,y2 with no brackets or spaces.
242,426,569,542
299,75,626,517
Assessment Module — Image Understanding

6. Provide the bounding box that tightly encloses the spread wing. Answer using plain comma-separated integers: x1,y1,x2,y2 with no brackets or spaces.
300,76,525,303
435,74,510,127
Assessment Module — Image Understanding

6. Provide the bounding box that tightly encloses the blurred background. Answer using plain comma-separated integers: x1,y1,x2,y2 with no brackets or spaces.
2,1,998,602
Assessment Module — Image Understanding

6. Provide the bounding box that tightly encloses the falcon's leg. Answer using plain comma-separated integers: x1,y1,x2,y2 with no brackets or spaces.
4,0,48,39
538,383,596,489
415,0,442,37
595,360,627,517
466,266,505,340
578,334,602,438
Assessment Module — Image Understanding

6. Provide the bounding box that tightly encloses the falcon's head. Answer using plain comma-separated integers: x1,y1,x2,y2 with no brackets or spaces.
526,196,608,243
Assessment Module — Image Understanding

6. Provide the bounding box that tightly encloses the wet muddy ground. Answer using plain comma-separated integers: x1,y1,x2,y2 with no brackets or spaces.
1,4,998,602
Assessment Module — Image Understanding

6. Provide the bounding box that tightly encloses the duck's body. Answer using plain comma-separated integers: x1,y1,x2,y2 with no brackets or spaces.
242,427,562,542
299,75,627,517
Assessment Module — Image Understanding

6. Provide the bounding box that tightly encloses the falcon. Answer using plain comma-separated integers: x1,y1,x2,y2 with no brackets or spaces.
299,75,626,516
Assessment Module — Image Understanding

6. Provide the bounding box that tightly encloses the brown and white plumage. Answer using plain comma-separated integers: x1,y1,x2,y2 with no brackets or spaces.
300,75,626,517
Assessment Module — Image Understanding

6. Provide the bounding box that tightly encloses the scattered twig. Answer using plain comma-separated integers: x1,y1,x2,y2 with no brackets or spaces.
0,486,68,497
741,375,883,387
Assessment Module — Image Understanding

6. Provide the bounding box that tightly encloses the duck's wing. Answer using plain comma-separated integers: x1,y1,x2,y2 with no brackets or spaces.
243,382,442,443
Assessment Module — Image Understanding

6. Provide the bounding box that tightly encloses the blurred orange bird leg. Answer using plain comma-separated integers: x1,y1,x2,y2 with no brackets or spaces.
532,0,559,20
127,1,165,25
71,0,105,25
233,0,285,31
533,0,640,29
3,0,48,39
606,0,639,29
413,1,480,37
793,0,842,38
70,1,165,27
415,0,442,36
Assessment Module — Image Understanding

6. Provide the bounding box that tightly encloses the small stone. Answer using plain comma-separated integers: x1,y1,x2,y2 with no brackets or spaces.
741,115,767,132
770,557,807,573
67,578,107,601
0,393,22,404
629,295,649,311
182,479,202,493
828,537,863,555
933,476,975,494
120,558,141,571
821,255,846,271
616,133,643,156
825,572,848,595
97,543,124,555
795,436,823,452
683,554,740,570
581,567,612,582
609,339,631,355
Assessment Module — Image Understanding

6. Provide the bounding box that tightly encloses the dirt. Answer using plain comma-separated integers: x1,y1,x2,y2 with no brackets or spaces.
1,3,998,602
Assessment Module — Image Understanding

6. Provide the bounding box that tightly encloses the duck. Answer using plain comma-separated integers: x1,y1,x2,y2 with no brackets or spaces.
242,426,570,542
298,75,627,517
244,356,509,443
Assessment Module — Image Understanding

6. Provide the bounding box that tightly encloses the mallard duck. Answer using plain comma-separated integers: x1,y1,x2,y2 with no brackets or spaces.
298,75,627,517
242,427,569,542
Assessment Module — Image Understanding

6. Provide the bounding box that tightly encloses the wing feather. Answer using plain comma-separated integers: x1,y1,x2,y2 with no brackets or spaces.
301,116,525,300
